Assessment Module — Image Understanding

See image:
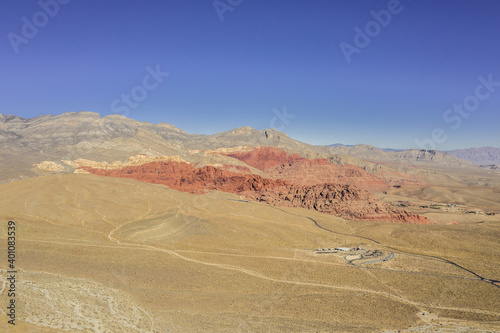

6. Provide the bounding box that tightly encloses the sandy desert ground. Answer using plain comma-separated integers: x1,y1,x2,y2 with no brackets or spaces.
0,173,499,332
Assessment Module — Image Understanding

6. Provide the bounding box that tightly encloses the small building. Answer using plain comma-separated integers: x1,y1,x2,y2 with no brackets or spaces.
334,247,351,252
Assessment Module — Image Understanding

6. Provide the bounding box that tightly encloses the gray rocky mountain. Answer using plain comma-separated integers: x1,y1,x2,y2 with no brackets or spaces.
327,144,476,168
0,111,478,183
447,147,500,165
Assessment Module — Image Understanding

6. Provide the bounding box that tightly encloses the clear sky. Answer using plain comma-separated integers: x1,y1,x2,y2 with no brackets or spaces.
1,0,499,150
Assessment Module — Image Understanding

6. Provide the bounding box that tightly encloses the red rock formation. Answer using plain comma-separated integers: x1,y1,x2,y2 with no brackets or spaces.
224,147,297,170
222,164,252,174
225,147,388,191
247,184,431,224
265,159,388,191
80,158,429,224
80,161,288,194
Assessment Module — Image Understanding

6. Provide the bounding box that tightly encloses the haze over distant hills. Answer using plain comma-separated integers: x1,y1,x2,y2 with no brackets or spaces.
330,143,500,166
446,147,500,166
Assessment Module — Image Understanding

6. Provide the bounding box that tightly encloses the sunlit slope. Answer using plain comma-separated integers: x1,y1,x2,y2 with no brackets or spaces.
0,174,499,332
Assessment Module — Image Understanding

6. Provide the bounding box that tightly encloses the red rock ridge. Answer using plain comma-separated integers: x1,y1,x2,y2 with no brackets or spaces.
224,147,300,170
225,147,388,191
80,159,430,224
247,184,431,224
80,161,288,194
222,164,252,174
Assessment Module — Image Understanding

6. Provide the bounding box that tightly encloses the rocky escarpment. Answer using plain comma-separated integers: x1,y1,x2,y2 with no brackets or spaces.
248,184,431,224
224,146,389,191
81,161,289,194
64,154,186,170
224,146,303,170
80,159,430,223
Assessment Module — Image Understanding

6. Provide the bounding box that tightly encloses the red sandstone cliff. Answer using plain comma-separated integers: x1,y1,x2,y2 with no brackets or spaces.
224,147,301,170
80,161,289,194
225,147,388,191
247,184,431,224
80,158,429,224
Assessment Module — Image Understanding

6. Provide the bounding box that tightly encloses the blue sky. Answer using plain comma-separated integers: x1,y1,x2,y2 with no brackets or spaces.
1,0,499,149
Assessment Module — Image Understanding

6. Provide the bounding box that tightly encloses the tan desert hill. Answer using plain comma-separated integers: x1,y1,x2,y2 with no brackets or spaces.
0,174,499,332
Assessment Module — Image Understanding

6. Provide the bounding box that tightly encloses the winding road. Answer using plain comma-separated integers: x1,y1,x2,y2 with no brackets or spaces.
229,199,500,289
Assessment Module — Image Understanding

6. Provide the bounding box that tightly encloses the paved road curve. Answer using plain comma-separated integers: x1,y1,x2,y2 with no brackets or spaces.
229,199,500,289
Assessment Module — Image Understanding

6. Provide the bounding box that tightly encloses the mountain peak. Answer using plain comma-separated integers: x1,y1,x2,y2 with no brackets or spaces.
226,126,257,135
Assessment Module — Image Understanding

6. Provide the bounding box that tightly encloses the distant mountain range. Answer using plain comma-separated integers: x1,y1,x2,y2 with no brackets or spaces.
328,143,402,152
0,111,486,183
446,147,500,166
330,144,500,165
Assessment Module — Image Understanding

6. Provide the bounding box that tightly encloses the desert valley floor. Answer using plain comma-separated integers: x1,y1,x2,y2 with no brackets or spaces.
0,171,499,332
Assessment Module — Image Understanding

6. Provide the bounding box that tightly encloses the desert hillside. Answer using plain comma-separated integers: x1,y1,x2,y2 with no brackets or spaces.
1,112,499,332
1,174,499,332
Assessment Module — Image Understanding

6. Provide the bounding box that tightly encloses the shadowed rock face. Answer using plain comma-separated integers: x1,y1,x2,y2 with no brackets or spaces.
247,184,431,224
81,160,430,224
